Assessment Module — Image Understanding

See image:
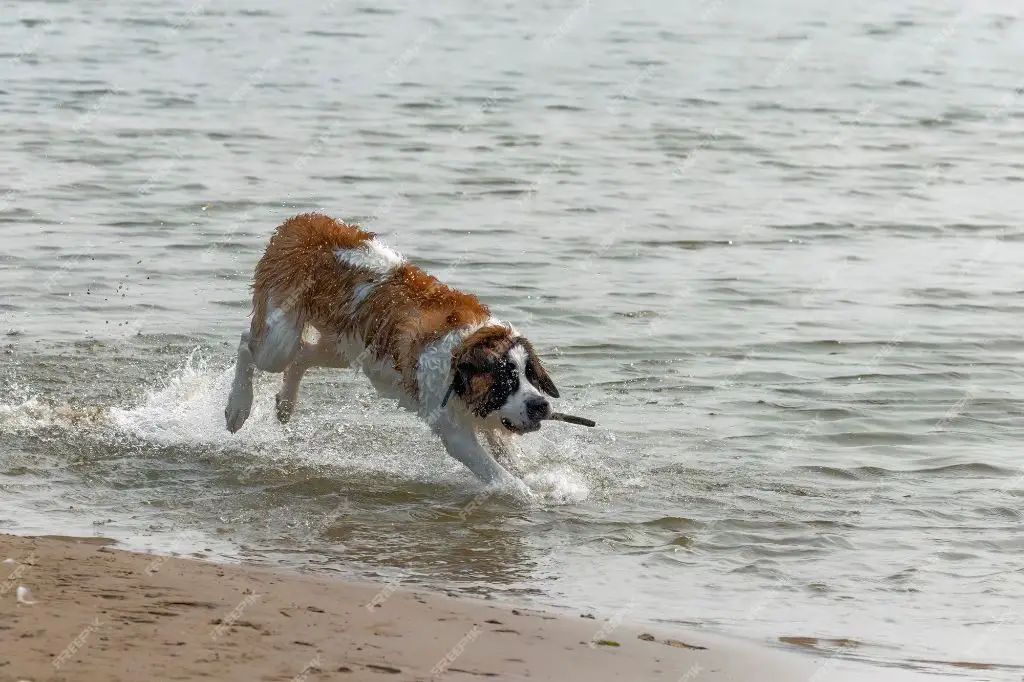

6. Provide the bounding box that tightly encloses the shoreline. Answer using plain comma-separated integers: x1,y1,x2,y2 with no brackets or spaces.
0,532,899,682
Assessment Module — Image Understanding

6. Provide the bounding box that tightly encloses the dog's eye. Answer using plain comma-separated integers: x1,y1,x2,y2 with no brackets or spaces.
475,360,520,416
492,361,518,392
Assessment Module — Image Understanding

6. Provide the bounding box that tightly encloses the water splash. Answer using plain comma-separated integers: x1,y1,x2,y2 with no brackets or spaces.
106,350,286,448
1,348,608,504
0,397,108,432
523,465,591,504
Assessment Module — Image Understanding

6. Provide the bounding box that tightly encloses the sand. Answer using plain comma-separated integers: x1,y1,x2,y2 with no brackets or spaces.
0,533,880,681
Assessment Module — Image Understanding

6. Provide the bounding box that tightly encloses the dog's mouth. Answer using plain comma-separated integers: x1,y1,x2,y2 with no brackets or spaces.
501,418,541,435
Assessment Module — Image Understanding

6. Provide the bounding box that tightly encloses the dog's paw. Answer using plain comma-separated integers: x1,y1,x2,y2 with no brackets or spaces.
225,385,254,433
275,393,293,424
224,405,250,433
492,475,534,503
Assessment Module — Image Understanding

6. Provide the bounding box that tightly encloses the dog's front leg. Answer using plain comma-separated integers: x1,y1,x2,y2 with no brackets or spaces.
434,416,528,495
482,430,523,478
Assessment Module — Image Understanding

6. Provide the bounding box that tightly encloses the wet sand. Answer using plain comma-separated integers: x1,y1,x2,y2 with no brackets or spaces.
0,533,896,681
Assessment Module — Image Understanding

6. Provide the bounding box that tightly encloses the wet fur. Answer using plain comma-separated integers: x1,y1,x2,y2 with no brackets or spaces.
250,214,490,394
225,213,559,489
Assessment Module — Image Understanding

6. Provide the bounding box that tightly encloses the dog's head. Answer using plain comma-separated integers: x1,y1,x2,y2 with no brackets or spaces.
442,325,559,434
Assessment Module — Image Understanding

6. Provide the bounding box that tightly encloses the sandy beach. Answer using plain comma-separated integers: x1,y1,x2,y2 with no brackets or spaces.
0,533,856,682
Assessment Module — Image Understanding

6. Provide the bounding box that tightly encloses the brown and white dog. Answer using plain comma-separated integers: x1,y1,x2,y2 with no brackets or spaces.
224,213,559,489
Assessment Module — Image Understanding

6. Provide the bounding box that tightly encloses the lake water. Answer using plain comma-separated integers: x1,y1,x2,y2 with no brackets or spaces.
2,0,1023,678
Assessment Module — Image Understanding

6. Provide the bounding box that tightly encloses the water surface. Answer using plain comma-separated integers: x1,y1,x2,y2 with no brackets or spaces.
2,0,1023,678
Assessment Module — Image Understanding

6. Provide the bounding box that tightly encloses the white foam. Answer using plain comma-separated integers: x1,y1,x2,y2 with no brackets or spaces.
523,466,591,504
0,397,107,432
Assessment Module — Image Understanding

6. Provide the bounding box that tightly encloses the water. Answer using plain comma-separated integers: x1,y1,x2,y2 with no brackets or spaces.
2,0,1023,678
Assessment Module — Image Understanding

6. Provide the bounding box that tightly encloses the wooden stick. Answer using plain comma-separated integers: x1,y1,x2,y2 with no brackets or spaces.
548,412,596,427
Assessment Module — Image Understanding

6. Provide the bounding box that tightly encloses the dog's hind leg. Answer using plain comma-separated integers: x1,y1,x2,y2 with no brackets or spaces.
225,331,256,433
250,300,302,373
275,328,350,424
225,297,302,433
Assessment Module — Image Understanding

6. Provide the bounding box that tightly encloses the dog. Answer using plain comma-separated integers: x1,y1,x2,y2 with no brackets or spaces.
224,213,560,488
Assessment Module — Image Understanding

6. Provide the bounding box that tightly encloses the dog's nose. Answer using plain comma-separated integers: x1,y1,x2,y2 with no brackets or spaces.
525,397,550,422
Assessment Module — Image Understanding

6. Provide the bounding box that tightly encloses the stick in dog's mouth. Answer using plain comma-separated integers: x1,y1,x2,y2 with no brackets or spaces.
546,412,597,428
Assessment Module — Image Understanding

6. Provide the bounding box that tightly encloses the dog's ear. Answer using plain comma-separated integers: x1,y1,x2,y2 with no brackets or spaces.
521,339,559,398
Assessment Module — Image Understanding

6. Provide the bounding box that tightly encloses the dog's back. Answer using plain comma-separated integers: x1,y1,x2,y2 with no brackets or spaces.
250,213,374,340
249,213,490,393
